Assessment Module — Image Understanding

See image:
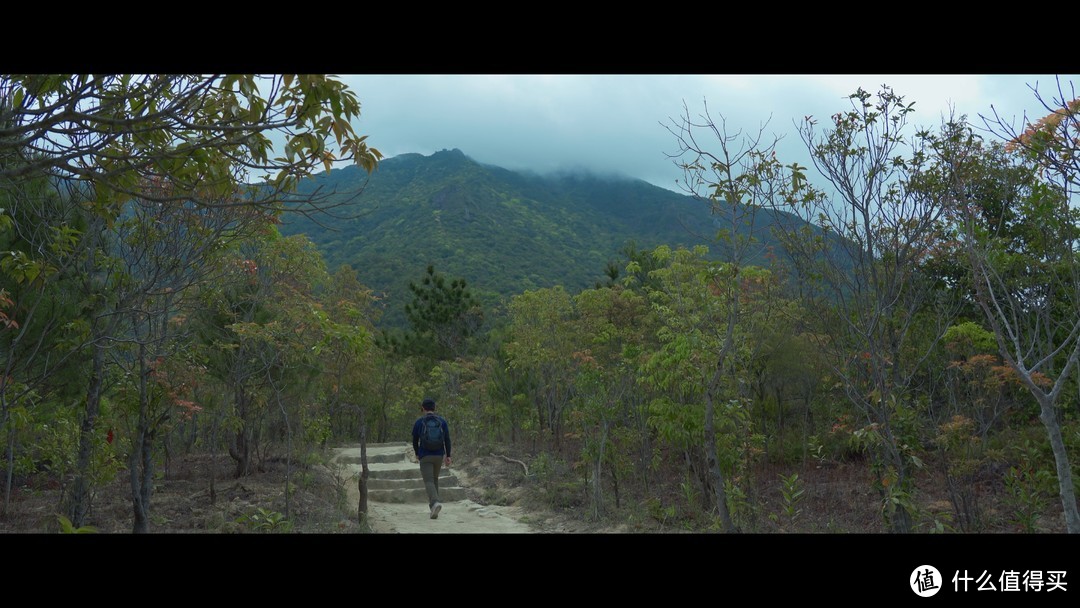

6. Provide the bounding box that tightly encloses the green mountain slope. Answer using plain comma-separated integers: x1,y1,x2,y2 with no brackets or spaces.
279,149,804,328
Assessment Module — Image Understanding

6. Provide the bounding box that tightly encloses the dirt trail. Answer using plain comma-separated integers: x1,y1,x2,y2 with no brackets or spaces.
332,442,537,533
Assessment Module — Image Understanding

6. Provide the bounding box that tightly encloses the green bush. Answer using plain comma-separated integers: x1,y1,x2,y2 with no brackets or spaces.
236,507,293,533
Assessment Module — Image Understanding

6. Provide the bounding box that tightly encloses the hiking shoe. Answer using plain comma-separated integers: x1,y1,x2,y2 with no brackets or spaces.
430,502,442,519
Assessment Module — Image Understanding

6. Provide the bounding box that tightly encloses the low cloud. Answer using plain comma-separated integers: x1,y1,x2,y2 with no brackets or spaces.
340,74,1076,192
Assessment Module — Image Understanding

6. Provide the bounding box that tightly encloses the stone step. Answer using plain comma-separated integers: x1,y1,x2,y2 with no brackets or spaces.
367,486,468,504
335,451,411,465
363,466,422,480
350,462,456,479
366,473,459,490
333,443,465,503
338,441,411,450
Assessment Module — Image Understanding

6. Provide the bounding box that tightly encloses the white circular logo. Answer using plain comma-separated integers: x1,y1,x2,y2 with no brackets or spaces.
911,565,942,597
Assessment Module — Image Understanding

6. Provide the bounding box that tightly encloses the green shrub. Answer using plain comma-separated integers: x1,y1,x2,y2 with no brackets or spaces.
236,507,293,533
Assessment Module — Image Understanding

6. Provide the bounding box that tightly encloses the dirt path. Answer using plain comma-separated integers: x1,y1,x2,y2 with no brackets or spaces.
332,442,538,533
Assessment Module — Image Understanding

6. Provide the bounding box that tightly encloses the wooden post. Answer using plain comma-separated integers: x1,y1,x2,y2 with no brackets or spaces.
357,409,369,525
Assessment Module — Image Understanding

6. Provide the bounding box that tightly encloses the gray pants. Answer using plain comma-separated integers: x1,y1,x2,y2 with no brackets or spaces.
419,455,443,508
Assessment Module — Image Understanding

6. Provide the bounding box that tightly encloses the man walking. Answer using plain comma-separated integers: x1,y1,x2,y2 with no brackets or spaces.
412,397,452,519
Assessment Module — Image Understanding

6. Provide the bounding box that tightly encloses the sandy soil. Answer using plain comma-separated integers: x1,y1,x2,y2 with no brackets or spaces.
359,494,536,534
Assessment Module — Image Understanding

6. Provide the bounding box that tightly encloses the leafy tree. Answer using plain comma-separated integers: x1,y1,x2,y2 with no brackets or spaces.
989,78,1079,195
53,176,296,529
935,322,1025,531
636,246,764,531
945,84,1080,532
657,103,792,532
1,74,382,528
312,265,375,521
505,286,578,451
0,75,380,205
401,265,483,363
367,335,417,443
730,267,818,464
195,232,327,480
940,321,1023,438
571,285,651,517
103,178,280,532
0,172,90,513
765,87,963,532
317,265,378,442
479,333,534,446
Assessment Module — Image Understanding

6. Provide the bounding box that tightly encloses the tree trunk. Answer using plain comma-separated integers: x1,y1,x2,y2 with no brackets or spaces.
130,428,154,534
704,388,736,533
131,344,154,534
1037,393,1080,533
67,339,106,528
549,389,562,453
885,413,914,534
592,419,607,520
607,459,621,509
277,390,292,520
209,412,219,505
185,411,198,454
638,407,651,494
3,415,13,516
230,387,252,478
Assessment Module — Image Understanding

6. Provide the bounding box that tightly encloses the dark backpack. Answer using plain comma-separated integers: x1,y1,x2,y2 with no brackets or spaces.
421,415,444,451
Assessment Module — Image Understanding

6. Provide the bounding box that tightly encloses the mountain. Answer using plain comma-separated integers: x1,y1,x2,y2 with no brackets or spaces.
278,148,804,328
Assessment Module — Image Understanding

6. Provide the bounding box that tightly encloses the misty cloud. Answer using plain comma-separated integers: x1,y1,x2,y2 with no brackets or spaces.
339,74,1076,192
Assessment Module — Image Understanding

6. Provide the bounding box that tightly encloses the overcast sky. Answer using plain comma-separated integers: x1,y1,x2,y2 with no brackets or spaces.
337,74,1078,193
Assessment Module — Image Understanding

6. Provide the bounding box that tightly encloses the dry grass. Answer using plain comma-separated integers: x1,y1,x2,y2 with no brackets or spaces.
0,445,1067,534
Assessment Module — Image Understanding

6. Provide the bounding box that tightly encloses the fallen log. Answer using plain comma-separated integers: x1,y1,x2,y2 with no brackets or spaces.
491,453,531,477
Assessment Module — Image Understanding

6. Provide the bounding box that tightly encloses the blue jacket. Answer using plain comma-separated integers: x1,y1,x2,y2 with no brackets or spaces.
412,413,451,459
